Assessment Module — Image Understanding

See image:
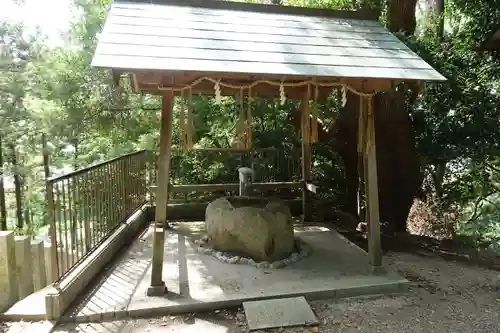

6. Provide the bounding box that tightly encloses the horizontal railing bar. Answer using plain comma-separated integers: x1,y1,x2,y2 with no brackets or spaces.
47,150,147,183
150,181,302,193
149,147,279,153
55,201,146,282
48,148,150,284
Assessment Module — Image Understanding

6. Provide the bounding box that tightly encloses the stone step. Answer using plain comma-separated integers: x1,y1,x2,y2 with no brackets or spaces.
243,296,318,331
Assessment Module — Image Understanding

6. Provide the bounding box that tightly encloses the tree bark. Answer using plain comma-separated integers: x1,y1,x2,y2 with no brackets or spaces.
387,0,419,34
330,0,422,233
24,206,31,234
42,134,50,179
434,0,445,38
0,136,7,231
10,144,24,230
433,162,446,198
72,140,79,171
71,139,79,247
42,134,51,226
287,0,423,233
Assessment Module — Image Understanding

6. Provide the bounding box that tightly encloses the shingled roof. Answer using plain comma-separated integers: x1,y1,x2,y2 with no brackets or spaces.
92,0,445,82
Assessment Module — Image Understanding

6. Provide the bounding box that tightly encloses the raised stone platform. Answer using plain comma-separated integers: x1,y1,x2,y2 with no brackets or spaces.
62,222,408,322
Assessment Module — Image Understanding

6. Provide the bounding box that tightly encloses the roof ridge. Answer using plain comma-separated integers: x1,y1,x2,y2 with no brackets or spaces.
113,0,380,21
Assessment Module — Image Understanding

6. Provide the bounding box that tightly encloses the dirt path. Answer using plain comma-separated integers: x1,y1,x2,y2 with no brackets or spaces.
48,250,500,333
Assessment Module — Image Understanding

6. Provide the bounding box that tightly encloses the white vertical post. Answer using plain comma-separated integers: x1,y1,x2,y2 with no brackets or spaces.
0,231,18,310
31,240,46,290
14,236,34,299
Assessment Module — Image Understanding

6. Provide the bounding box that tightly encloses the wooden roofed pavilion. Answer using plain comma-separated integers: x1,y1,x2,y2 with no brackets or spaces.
92,0,446,296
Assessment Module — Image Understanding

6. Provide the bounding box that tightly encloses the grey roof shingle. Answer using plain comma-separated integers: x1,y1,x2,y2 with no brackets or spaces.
92,0,446,81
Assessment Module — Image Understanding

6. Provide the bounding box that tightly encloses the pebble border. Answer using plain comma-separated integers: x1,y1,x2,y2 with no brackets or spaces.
194,236,312,269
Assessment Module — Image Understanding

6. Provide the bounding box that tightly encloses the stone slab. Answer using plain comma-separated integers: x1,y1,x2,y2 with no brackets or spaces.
0,285,55,321
0,231,18,312
5,320,55,333
44,243,54,284
55,318,230,333
243,296,318,331
15,236,34,299
31,240,47,291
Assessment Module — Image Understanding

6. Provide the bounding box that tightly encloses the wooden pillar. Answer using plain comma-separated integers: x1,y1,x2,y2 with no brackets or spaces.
301,88,312,222
363,95,383,271
357,97,366,223
148,90,174,296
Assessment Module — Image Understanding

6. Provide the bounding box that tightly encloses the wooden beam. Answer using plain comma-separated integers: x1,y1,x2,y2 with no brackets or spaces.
148,89,174,296
132,71,395,99
144,0,379,21
150,181,302,193
179,147,277,152
364,95,383,270
301,88,312,222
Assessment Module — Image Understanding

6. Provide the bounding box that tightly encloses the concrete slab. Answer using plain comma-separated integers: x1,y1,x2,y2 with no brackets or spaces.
243,296,318,331
145,319,229,333
4,320,56,333
63,223,408,322
0,285,56,321
54,318,236,333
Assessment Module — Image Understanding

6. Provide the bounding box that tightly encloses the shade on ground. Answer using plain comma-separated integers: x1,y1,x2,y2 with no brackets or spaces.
63,222,408,322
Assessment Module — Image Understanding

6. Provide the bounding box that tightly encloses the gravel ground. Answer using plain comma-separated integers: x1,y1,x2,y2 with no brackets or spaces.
7,251,500,333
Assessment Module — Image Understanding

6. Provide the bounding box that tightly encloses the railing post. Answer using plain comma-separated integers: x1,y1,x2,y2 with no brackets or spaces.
122,156,128,218
83,173,91,253
46,180,59,283
140,151,147,203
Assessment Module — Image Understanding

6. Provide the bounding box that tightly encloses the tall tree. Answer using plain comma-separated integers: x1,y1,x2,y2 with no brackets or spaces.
0,22,40,230
0,135,6,230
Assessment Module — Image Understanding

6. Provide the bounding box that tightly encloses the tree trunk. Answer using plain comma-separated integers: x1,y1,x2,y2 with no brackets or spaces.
387,0,419,34
73,140,79,171
24,206,31,235
42,134,51,226
0,136,7,231
434,0,445,38
330,0,422,233
433,162,446,198
286,0,423,234
42,134,50,179
10,144,24,230
71,140,79,248
377,0,422,232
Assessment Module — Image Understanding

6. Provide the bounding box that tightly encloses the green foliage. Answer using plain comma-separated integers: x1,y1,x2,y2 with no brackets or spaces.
401,1,500,249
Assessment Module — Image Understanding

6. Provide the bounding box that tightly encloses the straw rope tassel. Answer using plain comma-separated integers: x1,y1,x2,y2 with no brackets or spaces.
236,88,245,148
157,76,375,98
186,87,194,150
246,87,252,149
311,85,319,143
179,89,187,152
